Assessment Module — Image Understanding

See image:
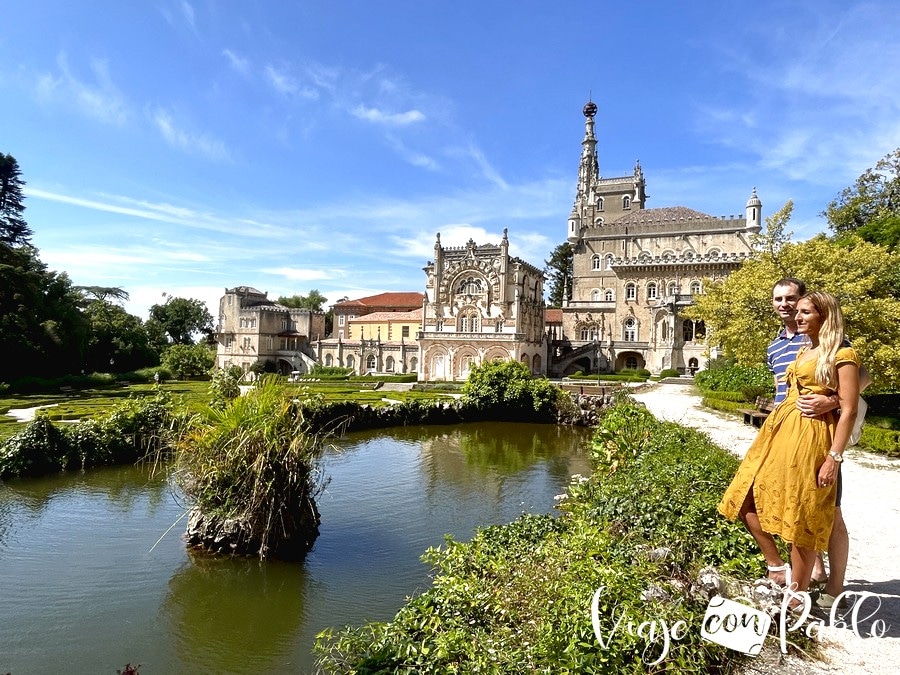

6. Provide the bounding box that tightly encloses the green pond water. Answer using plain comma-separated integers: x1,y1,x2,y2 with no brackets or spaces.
0,422,592,674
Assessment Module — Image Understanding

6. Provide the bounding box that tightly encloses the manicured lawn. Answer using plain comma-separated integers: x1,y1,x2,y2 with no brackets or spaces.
0,379,454,441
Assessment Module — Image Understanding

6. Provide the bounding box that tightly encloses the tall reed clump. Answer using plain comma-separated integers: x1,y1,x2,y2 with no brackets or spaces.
174,376,328,561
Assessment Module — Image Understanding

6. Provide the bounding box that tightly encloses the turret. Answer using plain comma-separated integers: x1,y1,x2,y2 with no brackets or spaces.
745,187,762,231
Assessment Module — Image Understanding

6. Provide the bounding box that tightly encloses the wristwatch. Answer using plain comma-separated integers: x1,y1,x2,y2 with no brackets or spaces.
829,451,844,463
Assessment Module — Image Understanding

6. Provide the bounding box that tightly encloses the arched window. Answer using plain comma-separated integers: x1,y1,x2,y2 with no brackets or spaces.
647,282,658,300
591,255,601,270
456,276,484,295
604,289,614,302
597,196,604,211
624,317,637,342
690,281,702,295
458,310,480,332
594,216,604,225
532,354,541,373
591,289,601,302
366,354,376,371
605,254,615,270
668,281,678,296
625,283,637,301
346,355,355,369
625,355,638,369
325,354,333,367
410,356,418,372
623,195,631,209
385,356,395,372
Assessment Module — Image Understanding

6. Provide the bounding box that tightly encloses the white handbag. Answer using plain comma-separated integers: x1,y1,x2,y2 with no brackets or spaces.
848,396,867,446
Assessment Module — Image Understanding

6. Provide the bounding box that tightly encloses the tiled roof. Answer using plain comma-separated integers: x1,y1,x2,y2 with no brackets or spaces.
545,308,563,323
335,292,425,309
226,285,266,295
350,309,423,322
614,206,714,224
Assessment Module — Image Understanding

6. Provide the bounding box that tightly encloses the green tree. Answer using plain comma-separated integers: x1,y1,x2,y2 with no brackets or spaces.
147,295,214,345
686,203,900,388
824,148,900,242
0,153,31,245
0,245,90,380
161,343,215,379
82,297,157,373
543,243,573,308
277,289,328,312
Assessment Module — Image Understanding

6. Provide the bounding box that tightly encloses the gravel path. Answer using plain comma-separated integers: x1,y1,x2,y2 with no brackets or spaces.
631,383,900,674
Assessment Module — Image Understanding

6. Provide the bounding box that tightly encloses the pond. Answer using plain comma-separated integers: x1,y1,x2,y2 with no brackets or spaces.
0,422,593,674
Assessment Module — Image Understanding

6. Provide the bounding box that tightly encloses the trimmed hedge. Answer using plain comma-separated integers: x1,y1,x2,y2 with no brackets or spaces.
858,425,900,457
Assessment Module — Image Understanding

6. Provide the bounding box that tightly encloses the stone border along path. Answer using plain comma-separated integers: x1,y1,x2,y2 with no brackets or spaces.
631,382,900,674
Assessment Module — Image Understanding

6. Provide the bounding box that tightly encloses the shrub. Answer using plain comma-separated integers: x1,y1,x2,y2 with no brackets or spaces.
162,343,215,379
461,360,562,422
310,365,352,379
659,368,681,378
0,412,73,478
174,376,328,560
695,363,772,395
209,366,243,408
858,425,900,456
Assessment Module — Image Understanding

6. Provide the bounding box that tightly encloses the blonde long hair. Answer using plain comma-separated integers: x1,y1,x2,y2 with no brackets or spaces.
800,291,845,389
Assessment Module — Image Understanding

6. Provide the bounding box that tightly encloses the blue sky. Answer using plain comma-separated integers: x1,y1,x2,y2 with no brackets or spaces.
3,1,899,319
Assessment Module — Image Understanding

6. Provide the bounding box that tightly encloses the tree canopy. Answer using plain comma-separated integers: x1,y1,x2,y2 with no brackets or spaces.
825,147,900,251
685,201,900,388
543,243,573,308
147,295,214,345
277,289,328,312
0,153,32,246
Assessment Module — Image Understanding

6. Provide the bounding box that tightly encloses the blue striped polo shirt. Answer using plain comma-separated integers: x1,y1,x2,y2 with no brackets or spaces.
766,328,809,404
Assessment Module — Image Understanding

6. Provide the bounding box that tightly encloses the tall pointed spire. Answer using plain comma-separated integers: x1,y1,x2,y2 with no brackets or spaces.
577,101,600,200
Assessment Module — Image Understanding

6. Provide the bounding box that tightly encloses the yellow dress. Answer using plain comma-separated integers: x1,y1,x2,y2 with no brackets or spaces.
718,347,859,550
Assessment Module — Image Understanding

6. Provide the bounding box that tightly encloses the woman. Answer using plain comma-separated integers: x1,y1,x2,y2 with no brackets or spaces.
718,291,860,599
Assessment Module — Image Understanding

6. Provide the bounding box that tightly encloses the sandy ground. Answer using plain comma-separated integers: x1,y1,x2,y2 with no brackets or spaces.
5,403,58,422
632,382,900,674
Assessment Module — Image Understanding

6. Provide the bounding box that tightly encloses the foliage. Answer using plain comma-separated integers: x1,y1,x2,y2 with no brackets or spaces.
277,289,328,312
82,298,158,373
659,368,681,378
695,363,773,397
0,152,32,245
544,241,573,308
310,365,353,379
173,376,328,560
0,391,178,478
315,399,772,672
460,360,561,421
147,295,214,345
824,147,900,248
686,203,900,388
857,425,900,457
348,374,417,383
161,343,215,379
0,411,71,477
209,366,243,408
0,244,91,381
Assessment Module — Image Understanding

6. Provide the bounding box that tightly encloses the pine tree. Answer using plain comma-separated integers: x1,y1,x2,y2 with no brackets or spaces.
0,153,32,246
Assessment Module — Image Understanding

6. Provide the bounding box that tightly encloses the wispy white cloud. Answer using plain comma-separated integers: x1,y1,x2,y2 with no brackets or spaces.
180,1,195,29
262,267,333,282
35,52,129,126
222,48,250,75
25,187,290,237
351,105,425,126
152,107,232,162
263,64,318,99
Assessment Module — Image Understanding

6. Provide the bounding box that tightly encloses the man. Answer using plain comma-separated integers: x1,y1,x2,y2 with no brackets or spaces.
766,278,869,608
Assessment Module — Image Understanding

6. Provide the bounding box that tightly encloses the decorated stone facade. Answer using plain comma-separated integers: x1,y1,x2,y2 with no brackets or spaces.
215,286,325,376
552,102,762,376
419,229,547,381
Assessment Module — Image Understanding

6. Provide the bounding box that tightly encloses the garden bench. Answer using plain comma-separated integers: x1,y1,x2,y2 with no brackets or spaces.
737,396,775,427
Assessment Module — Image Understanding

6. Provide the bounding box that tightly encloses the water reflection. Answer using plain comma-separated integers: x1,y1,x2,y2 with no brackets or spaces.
164,551,309,672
